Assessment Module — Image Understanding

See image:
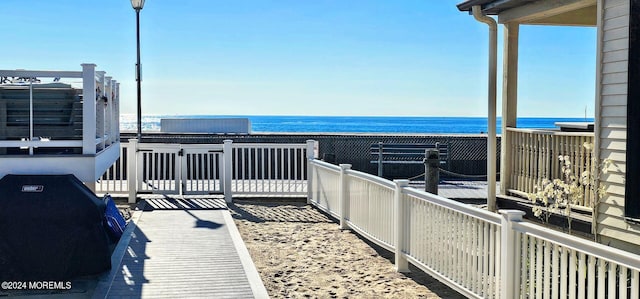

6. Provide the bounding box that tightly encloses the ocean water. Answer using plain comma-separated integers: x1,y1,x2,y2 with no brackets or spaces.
120,115,594,134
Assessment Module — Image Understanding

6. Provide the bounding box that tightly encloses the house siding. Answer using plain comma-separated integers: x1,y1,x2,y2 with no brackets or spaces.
597,0,640,252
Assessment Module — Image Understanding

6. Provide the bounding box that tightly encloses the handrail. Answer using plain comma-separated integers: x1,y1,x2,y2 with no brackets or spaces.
404,187,502,225
310,159,341,172
506,127,594,137
513,221,640,272
345,169,396,190
0,70,83,78
232,143,307,149
0,140,83,148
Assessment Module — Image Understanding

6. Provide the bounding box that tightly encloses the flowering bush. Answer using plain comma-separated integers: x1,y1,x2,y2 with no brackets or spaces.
527,142,611,230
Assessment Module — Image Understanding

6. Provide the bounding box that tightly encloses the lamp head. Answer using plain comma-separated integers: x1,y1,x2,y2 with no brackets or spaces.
131,0,145,10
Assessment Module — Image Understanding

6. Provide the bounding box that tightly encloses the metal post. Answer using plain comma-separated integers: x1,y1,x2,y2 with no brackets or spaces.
424,149,439,194
135,8,142,141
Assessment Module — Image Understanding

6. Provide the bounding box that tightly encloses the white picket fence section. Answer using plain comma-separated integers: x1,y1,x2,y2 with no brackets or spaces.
308,160,640,299
231,143,310,195
96,142,130,193
307,160,342,219
512,222,640,299
95,139,316,202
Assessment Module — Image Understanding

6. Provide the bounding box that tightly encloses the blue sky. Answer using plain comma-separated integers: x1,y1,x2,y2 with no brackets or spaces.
2,0,596,117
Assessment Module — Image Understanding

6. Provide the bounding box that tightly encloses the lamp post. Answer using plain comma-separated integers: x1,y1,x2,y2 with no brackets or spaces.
131,0,145,140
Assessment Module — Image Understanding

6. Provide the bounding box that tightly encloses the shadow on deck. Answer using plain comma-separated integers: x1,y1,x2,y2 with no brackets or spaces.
93,195,267,299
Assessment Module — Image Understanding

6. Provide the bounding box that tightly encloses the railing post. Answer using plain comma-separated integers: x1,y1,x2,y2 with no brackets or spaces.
306,140,317,204
339,164,352,229
115,82,121,142
223,139,233,203
81,63,97,155
127,138,138,203
377,141,384,177
394,179,410,272
423,149,440,194
96,71,106,152
499,209,525,299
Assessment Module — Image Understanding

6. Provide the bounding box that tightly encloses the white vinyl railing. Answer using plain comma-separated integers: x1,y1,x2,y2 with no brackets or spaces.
506,128,595,208
308,161,640,299
0,64,120,156
96,139,316,202
96,142,130,193
402,187,502,298
231,143,310,195
513,221,640,299
308,160,341,219
345,169,396,250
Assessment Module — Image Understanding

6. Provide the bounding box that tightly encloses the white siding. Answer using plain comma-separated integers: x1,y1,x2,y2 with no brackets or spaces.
597,0,640,248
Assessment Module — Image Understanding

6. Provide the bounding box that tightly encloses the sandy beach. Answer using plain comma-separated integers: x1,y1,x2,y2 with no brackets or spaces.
229,200,465,299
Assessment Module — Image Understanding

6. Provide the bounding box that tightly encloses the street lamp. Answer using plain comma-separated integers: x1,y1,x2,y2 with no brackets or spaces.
131,0,145,140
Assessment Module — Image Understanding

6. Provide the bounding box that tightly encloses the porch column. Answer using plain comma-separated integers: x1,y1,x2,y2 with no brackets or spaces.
472,6,498,212
501,22,519,196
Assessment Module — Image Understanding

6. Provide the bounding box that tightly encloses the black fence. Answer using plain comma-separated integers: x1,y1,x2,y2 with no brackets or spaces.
121,132,500,181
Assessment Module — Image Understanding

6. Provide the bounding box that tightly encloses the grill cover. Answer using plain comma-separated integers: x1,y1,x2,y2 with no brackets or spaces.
0,174,111,281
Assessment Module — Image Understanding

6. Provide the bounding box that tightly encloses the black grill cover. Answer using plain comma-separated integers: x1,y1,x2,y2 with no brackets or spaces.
0,174,111,281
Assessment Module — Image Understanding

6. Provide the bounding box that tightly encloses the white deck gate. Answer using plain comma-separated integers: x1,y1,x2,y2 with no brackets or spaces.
136,143,182,194
181,144,225,194
96,139,316,202
309,160,640,299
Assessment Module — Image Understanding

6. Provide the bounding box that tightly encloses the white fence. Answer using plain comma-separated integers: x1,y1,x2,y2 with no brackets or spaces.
231,143,309,195
96,139,316,202
0,65,120,156
505,128,595,208
308,160,640,299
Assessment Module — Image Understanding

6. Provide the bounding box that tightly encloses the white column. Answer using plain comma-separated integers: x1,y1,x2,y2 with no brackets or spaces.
394,179,410,272
306,139,317,203
81,63,97,155
499,209,525,299
96,71,106,151
223,139,233,203
339,164,352,229
115,82,121,141
471,6,498,212
128,138,139,203
105,76,113,146
110,79,117,143
501,22,520,197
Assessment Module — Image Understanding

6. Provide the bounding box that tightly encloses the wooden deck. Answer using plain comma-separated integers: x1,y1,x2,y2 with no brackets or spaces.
93,196,268,299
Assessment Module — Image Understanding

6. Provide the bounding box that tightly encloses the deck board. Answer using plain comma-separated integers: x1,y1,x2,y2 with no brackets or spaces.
100,197,267,299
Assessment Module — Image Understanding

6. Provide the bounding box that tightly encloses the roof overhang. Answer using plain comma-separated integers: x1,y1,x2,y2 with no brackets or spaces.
457,0,597,26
